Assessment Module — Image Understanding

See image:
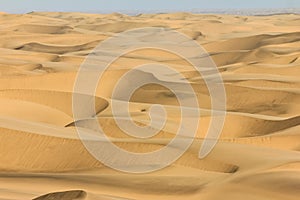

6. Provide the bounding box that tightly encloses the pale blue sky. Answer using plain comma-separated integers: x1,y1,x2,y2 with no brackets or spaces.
0,0,299,13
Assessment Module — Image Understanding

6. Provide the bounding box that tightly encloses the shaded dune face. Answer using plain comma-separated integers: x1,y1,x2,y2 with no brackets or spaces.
0,12,299,200
32,190,87,200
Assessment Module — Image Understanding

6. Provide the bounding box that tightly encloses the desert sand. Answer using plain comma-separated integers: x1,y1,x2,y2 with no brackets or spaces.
0,11,299,200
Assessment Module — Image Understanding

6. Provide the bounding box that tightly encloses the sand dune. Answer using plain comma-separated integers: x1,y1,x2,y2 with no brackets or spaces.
15,41,100,54
12,24,75,34
76,21,161,33
0,12,299,200
33,190,87,200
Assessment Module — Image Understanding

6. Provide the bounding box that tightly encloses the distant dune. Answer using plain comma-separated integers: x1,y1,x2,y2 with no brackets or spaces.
0,12,299,200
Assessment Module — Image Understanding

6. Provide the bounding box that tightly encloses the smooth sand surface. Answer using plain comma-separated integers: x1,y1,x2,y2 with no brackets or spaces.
0,12,299,200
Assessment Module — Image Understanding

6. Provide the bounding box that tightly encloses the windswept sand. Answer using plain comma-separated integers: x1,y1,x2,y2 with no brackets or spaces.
0,12,299,200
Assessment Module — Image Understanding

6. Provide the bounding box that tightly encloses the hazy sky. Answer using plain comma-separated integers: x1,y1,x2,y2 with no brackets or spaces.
0,0,299,13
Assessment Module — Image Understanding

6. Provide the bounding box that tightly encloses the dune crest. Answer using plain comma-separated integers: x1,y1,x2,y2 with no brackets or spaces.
33,190,87,200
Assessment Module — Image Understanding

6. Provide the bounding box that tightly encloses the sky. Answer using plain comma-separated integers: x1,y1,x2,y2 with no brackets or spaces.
0,0,299,13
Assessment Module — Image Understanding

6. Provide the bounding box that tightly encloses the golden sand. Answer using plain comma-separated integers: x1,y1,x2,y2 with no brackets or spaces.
0,12,299,200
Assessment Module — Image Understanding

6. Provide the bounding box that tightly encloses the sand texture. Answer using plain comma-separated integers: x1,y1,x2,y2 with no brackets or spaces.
0,12,299,200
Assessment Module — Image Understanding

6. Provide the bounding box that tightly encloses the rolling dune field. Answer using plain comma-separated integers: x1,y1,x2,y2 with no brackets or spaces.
0,12,299,200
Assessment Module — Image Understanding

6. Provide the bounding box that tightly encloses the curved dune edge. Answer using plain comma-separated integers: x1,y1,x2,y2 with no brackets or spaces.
69,112,300,139
0,89,109,118
15,41,100,54
0,98,73,126
32,190,87,200
0,123,239,173
265,162,300,172
32,190,137,200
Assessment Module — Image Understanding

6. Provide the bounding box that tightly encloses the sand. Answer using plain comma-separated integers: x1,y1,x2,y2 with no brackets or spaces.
0,12,299,200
